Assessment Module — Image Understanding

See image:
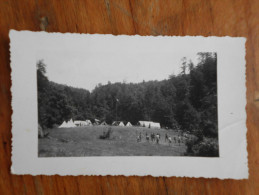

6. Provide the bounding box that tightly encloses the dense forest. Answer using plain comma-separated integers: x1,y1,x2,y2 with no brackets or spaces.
37,53,217,139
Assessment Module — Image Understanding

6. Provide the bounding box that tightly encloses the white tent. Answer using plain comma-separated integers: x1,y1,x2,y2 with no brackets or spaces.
74,120,88,126
100,121,107,125
112,121,125,126
118,122,124,126
151,122,161,129
66,119,76,128
59,121,68,128
138,121,150,127
112,121,119,126
85,120,92,125
126,122,132,127
138,121,161,129
94,118,100,125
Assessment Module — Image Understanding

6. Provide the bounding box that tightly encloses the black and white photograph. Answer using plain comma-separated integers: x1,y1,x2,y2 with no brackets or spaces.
36,37,218,157
11,31,247,178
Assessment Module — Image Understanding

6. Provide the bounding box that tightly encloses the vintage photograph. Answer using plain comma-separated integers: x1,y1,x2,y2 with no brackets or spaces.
37,48,218,157
11,31,247,177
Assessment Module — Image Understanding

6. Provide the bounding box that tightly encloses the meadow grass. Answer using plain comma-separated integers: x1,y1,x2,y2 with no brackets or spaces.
38,126,187,157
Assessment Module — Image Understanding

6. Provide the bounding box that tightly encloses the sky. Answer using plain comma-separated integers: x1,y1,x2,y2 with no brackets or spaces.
37,35,201,92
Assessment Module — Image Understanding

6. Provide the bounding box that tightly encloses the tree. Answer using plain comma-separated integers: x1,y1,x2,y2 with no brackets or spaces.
37,60,46,74
180,57,187,75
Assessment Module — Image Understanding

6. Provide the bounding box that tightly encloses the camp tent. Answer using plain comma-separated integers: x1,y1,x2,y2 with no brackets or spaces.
138,121,150,127
74,121,81,126
138,121,161,129
126,122,132,127
74,120,88,126
112,121,124,126
85,120,92,126
59,121,68,128
100,121,108,125
151,122,161,129
94,119,100,125
118,122,124,126
59,119,76,128
66,119,76,128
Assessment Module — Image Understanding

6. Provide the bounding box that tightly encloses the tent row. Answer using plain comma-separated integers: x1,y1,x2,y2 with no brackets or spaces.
59,119,92,128
111,121,161,129
59,119,77,128
59,119,109,128
59,119,161,129
74,119,92,126
112,121,132,127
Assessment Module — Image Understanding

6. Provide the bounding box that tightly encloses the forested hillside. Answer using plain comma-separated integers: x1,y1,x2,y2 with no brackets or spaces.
37,52,217,138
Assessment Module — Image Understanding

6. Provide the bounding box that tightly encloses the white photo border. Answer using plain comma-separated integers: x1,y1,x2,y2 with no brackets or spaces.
10,30,248,179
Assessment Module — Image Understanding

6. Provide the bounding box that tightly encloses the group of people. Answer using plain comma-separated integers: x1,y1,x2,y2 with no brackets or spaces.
136,131,185,146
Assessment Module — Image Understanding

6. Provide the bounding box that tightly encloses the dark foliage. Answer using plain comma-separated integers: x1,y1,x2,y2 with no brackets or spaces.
186,137,219,157
186,138,197,154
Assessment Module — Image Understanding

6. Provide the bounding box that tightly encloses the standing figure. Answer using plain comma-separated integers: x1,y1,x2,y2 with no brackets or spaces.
168,136,172,145
156,133,160,144
151,133,155,142
137,135,140,142
146,133,150,142
165,133,168,142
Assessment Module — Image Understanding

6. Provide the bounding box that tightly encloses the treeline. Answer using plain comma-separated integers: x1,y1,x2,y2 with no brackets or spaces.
37,52,217,138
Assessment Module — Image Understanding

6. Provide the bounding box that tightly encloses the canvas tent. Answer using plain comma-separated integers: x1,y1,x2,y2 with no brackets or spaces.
138,121,161,129
85,120,92,125
100,121,108,125
138,121,150,127
151,122,161,128
59,119,76,128
74,120,88,126
118,122,124,126
59,121,68,128
66,119,76,128
126,122,132,127
112,121,125,126
94,118,100,125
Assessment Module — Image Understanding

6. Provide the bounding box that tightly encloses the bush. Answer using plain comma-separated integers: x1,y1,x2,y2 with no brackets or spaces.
52,123,59,128
193,129,204,142
193,138,219,157
185,138,197,154
99,127,113,140
185,137,219,157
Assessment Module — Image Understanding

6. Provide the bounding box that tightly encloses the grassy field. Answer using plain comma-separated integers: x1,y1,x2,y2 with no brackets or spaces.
38,126,187,157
